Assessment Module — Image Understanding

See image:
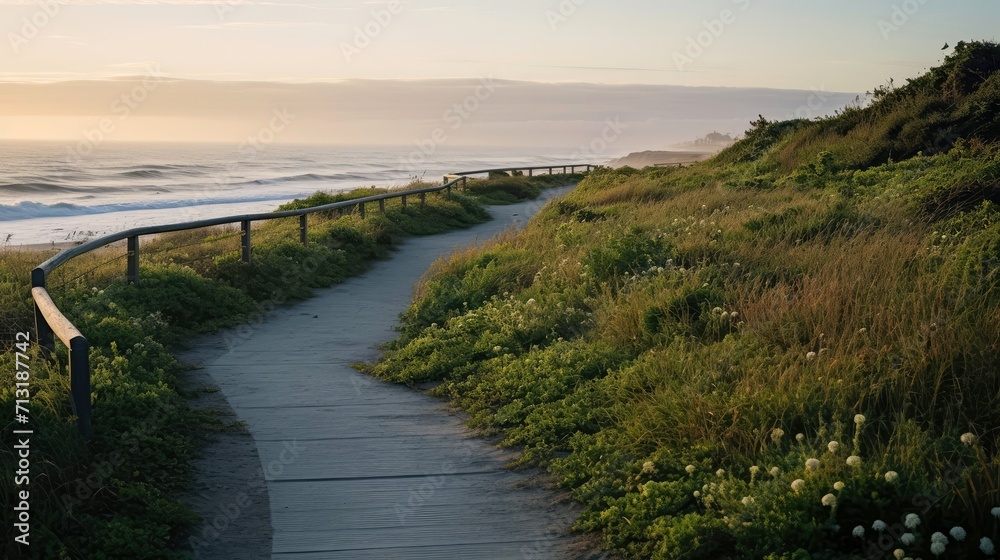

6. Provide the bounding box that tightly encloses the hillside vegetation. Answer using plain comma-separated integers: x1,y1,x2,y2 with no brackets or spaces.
368,42,1000,559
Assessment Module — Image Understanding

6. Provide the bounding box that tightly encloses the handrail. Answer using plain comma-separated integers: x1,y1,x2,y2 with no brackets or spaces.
29,163,595,437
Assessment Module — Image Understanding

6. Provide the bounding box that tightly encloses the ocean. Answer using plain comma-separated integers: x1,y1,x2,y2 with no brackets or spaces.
0,142,605,246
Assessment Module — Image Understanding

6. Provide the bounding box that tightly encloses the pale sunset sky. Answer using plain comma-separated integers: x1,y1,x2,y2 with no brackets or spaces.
0,0,996,146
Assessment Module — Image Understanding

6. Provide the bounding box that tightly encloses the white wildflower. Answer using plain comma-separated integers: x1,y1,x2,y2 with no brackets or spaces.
855,414,866,424
931,532,948,545
981,537,994,555
796,433,806,443
730,312,739,320
741,496,754,506
821,493,837,507
750,466,760,476
846,456,862,467
828,441,840,453
716,468,725,477
873,520,887,532
993,506,1000,519
904,513,920,529
833,481,845,491
693,491,701,498
806,351,817,361
769,466,780,476
900,533,915,546
806,458,820,471
949,526,966,542
641,461,655,475
791,479,806,493
885,471,899,483
960,432,976,445
686,464,696,474
492,346,502,353
893,549,905,560
771,428,785,443
852,525,865,538
931,542,946,557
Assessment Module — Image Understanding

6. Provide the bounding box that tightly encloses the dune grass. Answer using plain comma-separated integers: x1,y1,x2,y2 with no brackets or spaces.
367,42,1000,559
0,175,579,559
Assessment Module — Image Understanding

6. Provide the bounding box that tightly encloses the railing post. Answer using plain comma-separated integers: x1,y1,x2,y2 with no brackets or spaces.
360,202,366,219
462,177,467,192
241,220,252,263
69,336,91,439
379,199,385,213
420,192,426,209
529,169,533,177
299,214,308,247
548,167,553,175
563,166,567,174
30,268,54,355
402,194,407,209
127,235,139,287
446,184,451,198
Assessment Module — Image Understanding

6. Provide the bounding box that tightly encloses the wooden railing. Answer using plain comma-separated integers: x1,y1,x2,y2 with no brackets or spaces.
30,164,595,438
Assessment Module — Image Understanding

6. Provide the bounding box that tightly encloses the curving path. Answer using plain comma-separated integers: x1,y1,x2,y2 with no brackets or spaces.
184,186,598,560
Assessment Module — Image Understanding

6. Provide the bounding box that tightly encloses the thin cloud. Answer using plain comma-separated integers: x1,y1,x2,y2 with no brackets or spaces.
181,21,324,30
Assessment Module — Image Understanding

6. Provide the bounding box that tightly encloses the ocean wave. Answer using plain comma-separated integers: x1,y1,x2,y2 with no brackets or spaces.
0,182,82,194
240,173,371,186
118,169,167,179
0,194,305,222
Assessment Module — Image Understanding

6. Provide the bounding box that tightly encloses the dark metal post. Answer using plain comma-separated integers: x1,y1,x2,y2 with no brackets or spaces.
241,220,252,263
462,177,468,191
446,185,451,198
69,336,91,439
379,199,385,213
420,192,426,209
30,269,55,355
127,235,139,286
548,167,553,175
360,202,365,219
529,169,533,177
402,194,407,209
563,166,567,174
299,214,308,246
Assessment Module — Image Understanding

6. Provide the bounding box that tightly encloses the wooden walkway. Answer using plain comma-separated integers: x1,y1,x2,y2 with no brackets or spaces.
185,187,596,559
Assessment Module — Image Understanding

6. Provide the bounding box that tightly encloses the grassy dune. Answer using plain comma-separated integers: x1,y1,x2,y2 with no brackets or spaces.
0,175,581,559
368,42,1000,559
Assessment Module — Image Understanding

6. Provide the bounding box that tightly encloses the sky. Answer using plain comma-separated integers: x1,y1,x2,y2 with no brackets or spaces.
0,0,996,147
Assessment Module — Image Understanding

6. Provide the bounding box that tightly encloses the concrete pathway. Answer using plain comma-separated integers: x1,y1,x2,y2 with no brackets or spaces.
185,187,597,559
